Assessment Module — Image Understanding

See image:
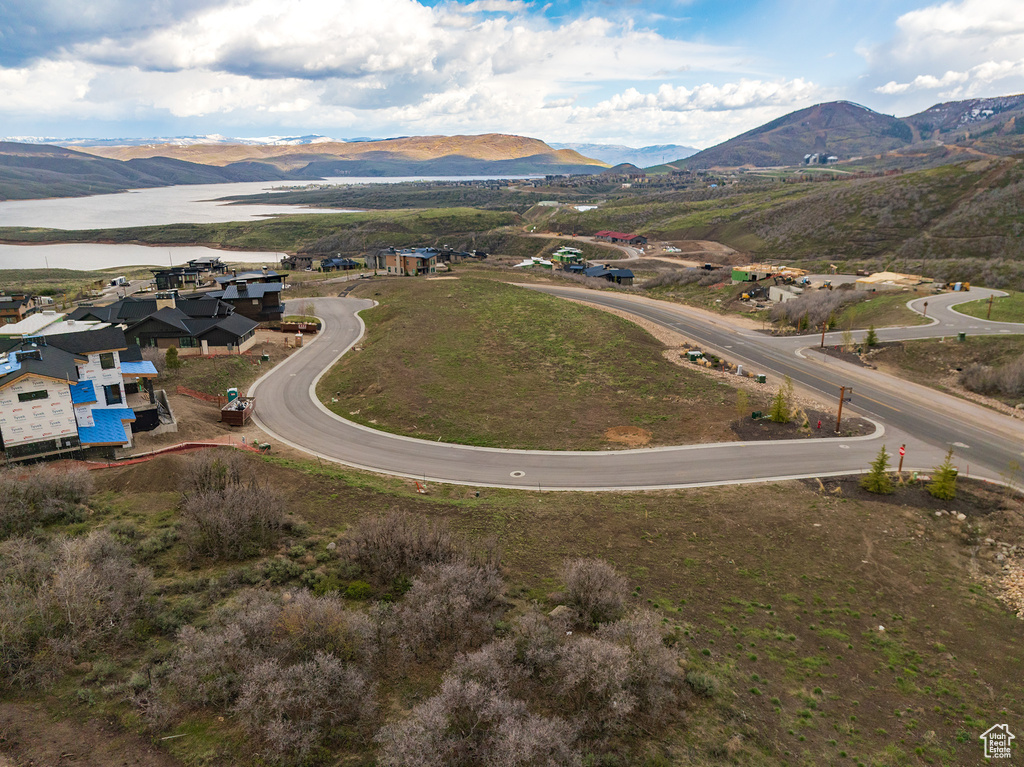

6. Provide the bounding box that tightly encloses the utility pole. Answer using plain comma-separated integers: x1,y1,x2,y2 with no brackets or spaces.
987,294,995,320
835,386,852,434
820,321,827,349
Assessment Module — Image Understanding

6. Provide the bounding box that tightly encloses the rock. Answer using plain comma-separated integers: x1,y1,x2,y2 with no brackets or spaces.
985,538,996,546
956,513,967,521
996,554,1006,562
327,542,337,551
934,511,943,517
1015,403,1024,410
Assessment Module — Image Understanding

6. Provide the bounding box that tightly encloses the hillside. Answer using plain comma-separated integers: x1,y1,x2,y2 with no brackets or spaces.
78,133,608,172
0,141,300,200
905,93,1024,141
551,142,697,167
547,156,1024,287
673,101,912,169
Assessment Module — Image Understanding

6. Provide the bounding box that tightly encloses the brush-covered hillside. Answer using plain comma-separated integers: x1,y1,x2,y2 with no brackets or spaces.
549,156,1024,287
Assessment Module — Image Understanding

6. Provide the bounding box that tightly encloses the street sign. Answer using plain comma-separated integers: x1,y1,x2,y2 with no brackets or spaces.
899,446,905,457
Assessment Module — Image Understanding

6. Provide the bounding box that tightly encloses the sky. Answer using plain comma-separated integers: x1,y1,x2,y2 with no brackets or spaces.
2,0,1024,148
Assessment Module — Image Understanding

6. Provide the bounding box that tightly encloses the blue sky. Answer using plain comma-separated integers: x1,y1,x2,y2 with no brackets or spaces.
2,0,1023,148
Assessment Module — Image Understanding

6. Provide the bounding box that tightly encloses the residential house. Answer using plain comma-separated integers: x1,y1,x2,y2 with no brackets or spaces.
215,268,286,287
512,257,554,269
593,231,648,246
152,266,205,291
320,257,361,272
203,280,284,322
186,256,229,275
0,292,40,325
551,247,584,268
583,266,634,286
384,248,438,276
0,326,158,460
68,294,258,355
281,254,318,271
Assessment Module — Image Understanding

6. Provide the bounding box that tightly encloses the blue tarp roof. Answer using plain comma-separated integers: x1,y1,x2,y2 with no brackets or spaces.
78,407,135,446
120,360,159,377
69,379,97,405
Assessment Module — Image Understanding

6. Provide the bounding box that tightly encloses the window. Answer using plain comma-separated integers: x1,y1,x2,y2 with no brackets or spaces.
104,384,122,405
99,352,115,369
18,390,47,402
179,337,198,348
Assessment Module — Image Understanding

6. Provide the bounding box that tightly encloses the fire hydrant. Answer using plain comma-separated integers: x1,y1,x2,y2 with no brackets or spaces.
816,419,822,430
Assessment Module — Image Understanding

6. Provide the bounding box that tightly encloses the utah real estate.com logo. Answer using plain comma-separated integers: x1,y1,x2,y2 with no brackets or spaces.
980,724,1015,760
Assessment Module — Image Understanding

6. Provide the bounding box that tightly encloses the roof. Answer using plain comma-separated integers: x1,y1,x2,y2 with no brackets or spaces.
120,360,159,378
391,252,436,261
119,344,144,363
212,283,284,300
44,326,128,355
215,270,280,285
0,344,84,389
70,379,97,405
594,230,641,240
77,407,135,446
0,312,65,337
197,312,258,338
583,267,634,279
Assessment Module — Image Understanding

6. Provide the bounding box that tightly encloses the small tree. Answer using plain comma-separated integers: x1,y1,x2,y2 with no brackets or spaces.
735,389,749,422
861,445,894,494
769,386,790,423
165,346,182,371
865,326,879,347
927,448,958,500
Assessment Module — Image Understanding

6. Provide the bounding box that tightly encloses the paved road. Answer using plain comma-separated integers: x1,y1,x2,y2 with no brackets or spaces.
249,287,1024,490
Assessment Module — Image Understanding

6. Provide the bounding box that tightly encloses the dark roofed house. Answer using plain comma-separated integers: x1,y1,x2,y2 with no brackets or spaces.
152,266,204,291
215,268,286,286
205,280,284,322
69,294,257,356
583,265,634,286
187,256,229,274
281,254,317,271
0,292,41,325
320,257,361,272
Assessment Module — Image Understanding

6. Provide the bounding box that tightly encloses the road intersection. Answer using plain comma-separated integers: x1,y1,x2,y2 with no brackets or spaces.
250,285,1024,491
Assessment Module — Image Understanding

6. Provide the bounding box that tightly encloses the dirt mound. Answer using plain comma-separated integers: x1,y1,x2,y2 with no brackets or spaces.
92,453,189,494
603,426,652,446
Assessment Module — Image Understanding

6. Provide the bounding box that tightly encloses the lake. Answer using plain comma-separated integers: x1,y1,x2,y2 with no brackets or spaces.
0,175,536,271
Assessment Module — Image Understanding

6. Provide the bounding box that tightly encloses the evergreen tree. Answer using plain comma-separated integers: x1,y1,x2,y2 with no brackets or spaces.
861,445,894,494
927,448,958,500
166,346,182,371
865,325,879,347
769,386,790,423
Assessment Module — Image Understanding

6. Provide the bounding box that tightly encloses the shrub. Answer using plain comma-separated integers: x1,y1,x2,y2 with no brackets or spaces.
0,466,93,539
685,670,720,698
770,289,862,329
860,445,894,494
927,449,958,500
234,652,375,764
0,532,151,686
596,610,685,718
768,386,790,423
561,558,627,628
165,346,182,370
178,453,284,560
398,563,505,660
865,325,879,347
959,357,1024,399
375,676,580,767
345,512,495,585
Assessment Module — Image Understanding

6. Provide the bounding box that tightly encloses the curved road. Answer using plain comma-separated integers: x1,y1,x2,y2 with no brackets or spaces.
249,287,1024,490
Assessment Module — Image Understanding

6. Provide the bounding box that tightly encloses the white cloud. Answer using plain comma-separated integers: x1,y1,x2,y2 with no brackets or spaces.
865,0,1024,107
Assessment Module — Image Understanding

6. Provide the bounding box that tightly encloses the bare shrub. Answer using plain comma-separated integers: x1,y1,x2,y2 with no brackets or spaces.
179,484,284,560
180,450,255,494
345,512,468,585
0,532,150,686
641,267,731,289
375,676,580,767
234,652,375,764
960,358,1024,399
140,346,166,375
561,558,628,627
0,466,94,539
555,636,633,734
273,591,374,665
596,610,686,719
769,289,862,330
398,563,505,660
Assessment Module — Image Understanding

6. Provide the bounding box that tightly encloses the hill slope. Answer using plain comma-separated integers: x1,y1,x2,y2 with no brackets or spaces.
675,101,912,169
79,134,607,172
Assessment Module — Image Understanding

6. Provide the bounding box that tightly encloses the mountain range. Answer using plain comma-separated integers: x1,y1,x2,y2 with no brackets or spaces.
550,143,697,167
0,134,606,200
659,94,1024,170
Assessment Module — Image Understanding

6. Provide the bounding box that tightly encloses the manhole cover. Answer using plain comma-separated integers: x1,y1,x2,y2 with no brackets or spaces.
510,471,526,478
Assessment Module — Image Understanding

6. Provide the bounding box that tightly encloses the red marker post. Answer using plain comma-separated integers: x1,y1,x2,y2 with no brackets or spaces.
898,444,906,474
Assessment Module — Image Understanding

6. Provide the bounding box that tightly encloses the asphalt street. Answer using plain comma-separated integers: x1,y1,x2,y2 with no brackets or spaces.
249,287,1024,490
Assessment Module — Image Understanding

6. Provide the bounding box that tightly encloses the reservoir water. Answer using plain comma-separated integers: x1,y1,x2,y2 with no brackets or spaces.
0,175,534,271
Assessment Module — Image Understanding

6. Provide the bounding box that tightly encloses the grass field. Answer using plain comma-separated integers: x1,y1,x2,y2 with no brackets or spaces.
953,290,1024,323
318,277,753,449
5,451,1021,767
834,292,932,330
